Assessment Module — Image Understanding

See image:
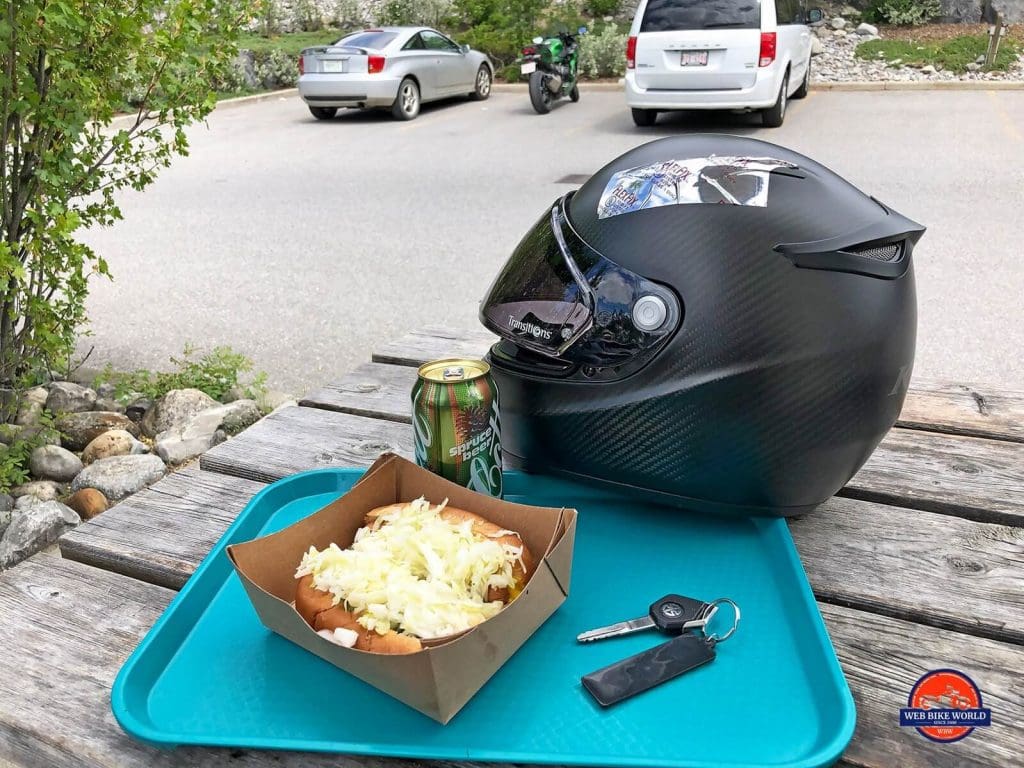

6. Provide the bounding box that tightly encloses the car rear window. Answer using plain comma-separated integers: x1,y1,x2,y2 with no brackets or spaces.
335,31,398,50
640,0,761,32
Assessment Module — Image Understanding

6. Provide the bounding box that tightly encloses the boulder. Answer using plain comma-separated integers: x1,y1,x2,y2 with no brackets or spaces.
0,493,12,513
855,22,878,36
966,62,982,72
65,488,110,521
829,16,846,29
71,454,166,500
921,64,936,74
0,505,10,539
0,501,80,569
96,382,117,400
257,389,295,414
0,423,23,445
810,36,824,55
14,386,49,426
81,429,147,464
45,381,97,414
56,411,139,451
141,388,218,438
155,413,227,465
219,399,262,435
10,480,61,502
95,397,127,414
29,445,83,482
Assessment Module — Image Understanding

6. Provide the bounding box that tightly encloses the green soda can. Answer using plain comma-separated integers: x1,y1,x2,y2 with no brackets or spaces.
411,358,502,497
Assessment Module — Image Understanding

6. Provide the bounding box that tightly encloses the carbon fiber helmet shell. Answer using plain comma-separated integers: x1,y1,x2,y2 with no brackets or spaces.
481,135,925,517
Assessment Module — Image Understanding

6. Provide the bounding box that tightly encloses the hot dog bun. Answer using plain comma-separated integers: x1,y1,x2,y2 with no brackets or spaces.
296,500,535,654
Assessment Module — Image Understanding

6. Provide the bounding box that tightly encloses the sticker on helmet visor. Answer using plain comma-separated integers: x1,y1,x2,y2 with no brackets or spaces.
597,155,797,219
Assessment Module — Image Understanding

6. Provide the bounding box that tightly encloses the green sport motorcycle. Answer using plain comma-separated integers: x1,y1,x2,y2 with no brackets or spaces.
519,27,586,114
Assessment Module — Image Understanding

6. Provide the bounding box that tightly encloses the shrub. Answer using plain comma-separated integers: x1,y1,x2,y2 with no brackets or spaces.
866,0,941,25
255,48,301,88
0,412,55,493
452,0,550,67
585,0,621,16
334,0,366,26
293,0,326,31
579,24,628,78
378,0,454,26
0,0,246,414
96,344,267,404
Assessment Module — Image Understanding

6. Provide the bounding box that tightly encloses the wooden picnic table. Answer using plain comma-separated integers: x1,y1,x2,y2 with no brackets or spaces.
1,325,1022,768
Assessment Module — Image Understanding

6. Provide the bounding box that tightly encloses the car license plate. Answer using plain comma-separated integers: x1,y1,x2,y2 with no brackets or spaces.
521,61,537,74
322,60,346,73
681,51,709,66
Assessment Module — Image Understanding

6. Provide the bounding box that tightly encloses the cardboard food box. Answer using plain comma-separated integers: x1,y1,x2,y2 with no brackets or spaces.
227,453,577,724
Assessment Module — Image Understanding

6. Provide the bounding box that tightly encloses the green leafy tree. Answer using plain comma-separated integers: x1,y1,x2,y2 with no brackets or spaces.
0,0,249,416
451,0,550,67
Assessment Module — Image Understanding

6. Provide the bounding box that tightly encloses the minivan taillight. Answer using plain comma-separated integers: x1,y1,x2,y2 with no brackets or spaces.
298,54,304,75
759,32,776,67
368,55,385,74
626,35,637,69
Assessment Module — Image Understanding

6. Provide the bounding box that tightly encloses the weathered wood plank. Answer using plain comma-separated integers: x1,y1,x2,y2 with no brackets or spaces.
299,361,1024,527
367,327,1024,443
59,466,267,590
200,405,414,483
896,380,1024,444
792,496,1024,645
2,556,1020,767
848,428,1024,526
822,603,1024,768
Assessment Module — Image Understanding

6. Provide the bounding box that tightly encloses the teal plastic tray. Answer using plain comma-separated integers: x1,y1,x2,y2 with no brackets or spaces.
113,468,855,767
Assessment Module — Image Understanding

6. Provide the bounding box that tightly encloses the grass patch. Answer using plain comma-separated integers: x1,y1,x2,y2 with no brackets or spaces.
856,34,1020,73
236,28,350,56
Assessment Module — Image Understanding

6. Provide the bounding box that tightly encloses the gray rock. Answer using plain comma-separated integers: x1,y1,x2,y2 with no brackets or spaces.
95,382,117,400
810,36,824,55
889,58,903,66
0,493,12,513
921,64,936,74
0,505,10,539
45,381,97,414
56,411,140,451
155,409,229,465
221,385,246,403
219,399,262,435
141,388,219,438
256,389,294,414
10,480,61,501
14,495,40,510
81,429,146,464
95,397,127,414
830,16,846,29
29,445,83,482
236,50,259,89
966,62,982,71
125,396,153,423
0,501,80,569
0,423,23,445
855,22,878,36
841,4,858,15
976,54,986,64
14,386,49,426
71,454,166,501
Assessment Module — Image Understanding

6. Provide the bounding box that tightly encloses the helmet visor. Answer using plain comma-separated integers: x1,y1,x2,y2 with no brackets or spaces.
480,194,681,375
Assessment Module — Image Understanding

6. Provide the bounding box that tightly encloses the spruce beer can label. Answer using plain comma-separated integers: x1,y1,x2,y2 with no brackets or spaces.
412,358,502,497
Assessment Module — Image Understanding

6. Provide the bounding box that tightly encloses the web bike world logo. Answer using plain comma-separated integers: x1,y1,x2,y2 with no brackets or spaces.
899,669,991,743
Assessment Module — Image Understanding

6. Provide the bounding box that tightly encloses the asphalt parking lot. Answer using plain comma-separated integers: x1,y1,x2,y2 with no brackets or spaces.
81,88,1024,395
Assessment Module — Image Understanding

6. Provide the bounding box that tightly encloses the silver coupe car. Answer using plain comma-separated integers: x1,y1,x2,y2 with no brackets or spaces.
298,27,494,121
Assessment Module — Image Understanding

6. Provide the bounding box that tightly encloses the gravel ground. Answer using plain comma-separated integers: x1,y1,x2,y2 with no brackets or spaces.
812,22,1024,83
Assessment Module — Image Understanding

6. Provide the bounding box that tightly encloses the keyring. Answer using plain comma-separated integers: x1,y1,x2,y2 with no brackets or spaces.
702,597,741,644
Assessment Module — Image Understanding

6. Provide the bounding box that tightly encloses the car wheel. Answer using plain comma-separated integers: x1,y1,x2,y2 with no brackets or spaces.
470,65,492,100
308,106,337,120
391,78,420,121
631,108,658,127
570,84,580,102
792,60,810,99
761,73,788,128
529,71,552,114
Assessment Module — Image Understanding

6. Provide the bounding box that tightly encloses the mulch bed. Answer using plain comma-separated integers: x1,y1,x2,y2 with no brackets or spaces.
879,22,1023,44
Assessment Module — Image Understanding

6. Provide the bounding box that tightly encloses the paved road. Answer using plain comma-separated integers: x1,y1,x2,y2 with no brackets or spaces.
82,88,1024,396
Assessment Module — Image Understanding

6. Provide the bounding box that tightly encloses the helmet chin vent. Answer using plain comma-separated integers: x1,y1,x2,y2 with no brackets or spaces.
849,242,902,262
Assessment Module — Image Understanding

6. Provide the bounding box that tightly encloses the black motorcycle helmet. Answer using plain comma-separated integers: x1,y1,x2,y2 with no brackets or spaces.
479,135,925,517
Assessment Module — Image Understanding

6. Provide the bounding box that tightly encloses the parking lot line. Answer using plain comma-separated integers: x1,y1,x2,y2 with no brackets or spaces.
986,90,1022,142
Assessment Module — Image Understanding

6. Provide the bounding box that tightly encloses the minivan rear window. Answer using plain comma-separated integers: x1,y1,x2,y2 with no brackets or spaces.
334,31,398,50
640,0,761,32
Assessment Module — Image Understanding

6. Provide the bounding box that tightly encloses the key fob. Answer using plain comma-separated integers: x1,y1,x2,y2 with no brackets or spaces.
582,632,717,707
649,594,709,631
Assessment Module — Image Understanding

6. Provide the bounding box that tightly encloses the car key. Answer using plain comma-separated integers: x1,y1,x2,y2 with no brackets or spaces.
577,594,716,643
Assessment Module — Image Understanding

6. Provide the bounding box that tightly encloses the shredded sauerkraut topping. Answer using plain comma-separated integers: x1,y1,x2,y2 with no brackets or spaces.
295,497,524,639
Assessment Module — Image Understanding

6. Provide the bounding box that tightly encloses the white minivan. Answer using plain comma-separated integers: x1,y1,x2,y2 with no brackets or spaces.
625,0,823,128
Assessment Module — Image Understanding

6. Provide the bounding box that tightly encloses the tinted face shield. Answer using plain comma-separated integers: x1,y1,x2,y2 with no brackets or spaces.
480,194,681,380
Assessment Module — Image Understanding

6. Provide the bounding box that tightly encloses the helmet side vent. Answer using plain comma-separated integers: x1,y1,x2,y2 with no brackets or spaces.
847,242,902,263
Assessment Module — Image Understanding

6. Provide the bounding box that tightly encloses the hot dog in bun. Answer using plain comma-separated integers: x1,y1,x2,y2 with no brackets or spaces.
294,497,535,654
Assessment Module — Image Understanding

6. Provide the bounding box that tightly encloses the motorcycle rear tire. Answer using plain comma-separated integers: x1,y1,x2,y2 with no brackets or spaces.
570,84,580,102
529,71,552,114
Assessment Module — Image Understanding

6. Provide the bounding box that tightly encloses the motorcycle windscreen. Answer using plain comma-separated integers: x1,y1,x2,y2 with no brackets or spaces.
480,207,594,358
